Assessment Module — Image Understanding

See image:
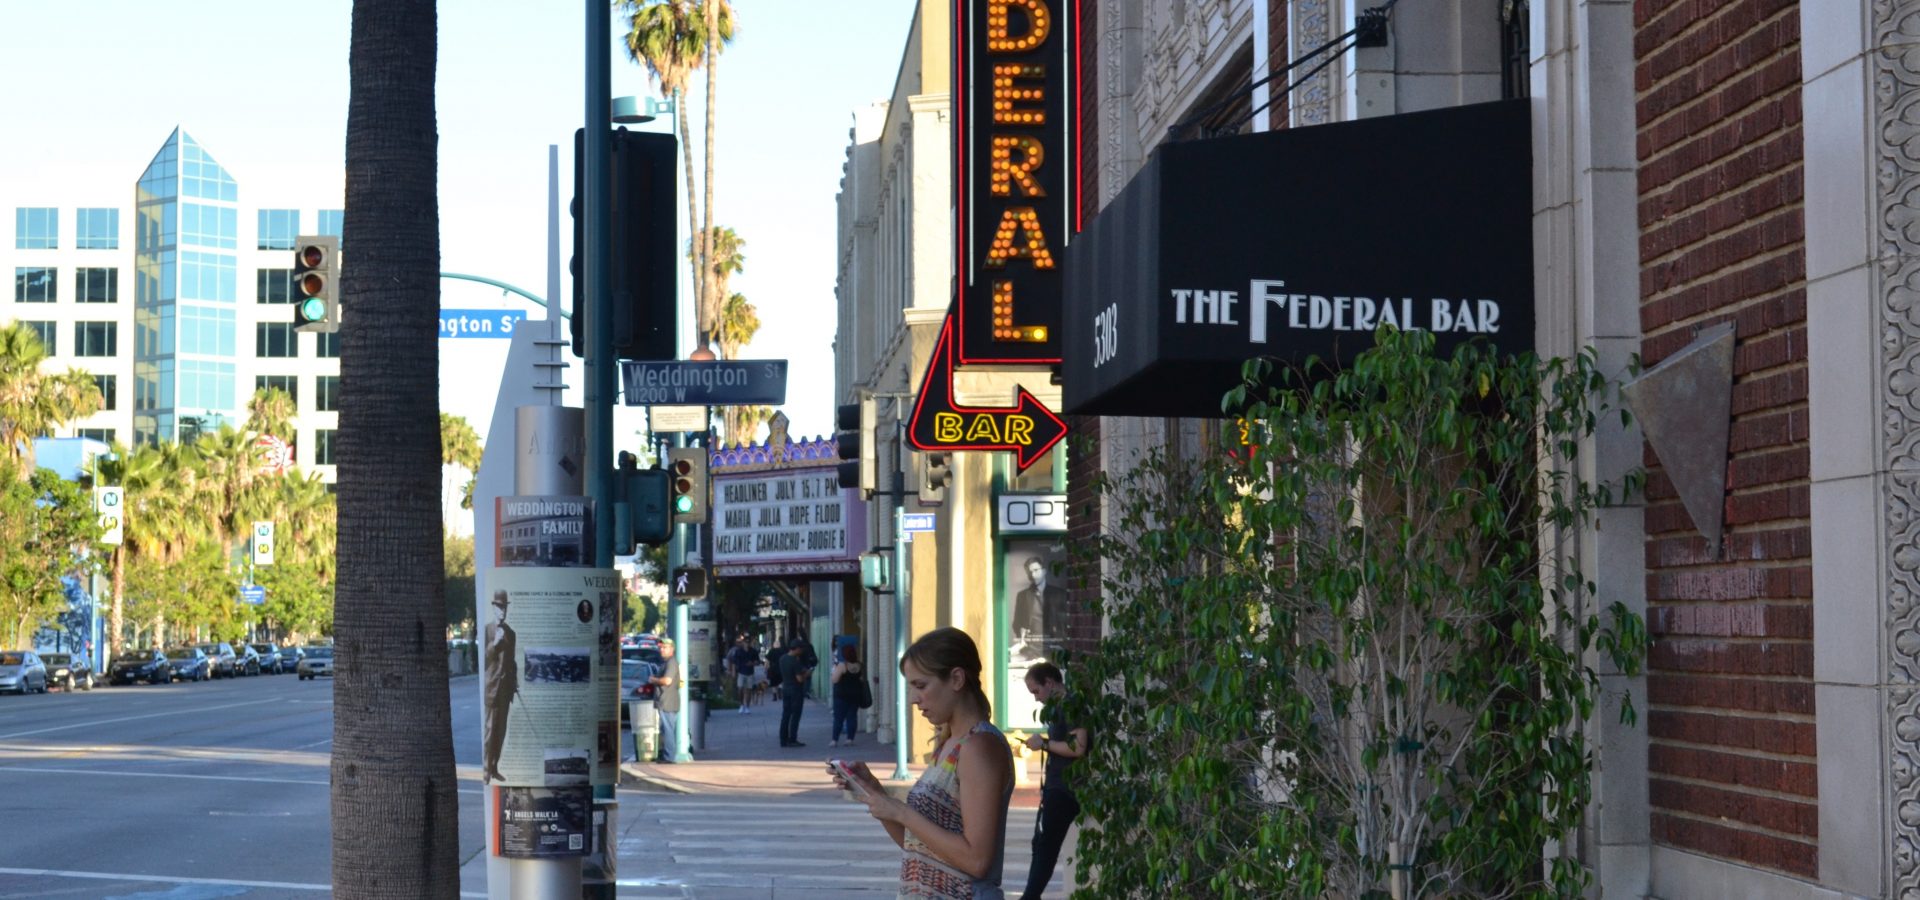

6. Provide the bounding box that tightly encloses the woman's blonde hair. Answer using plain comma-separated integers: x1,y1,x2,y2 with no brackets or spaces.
901,627,991,748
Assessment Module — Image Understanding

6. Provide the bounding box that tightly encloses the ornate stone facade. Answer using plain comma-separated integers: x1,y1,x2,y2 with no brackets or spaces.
1878,1,1920,893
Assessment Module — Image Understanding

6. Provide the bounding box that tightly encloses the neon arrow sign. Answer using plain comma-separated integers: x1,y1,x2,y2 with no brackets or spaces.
908,311,1068,470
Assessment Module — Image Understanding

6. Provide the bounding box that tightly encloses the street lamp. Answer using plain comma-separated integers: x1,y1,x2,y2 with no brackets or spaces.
612,95,674,125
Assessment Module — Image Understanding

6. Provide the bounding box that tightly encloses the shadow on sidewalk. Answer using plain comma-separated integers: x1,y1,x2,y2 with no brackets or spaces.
623,692,909,798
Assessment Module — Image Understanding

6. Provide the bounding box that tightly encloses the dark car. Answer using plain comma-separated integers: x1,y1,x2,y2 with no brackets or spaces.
108,650,173,686
278,646,306,672
251,644,288,674
196,643,238,678
230,644,262,677
296,646,334,680
40,652,93,691
0,651,48,694
166,647,212,682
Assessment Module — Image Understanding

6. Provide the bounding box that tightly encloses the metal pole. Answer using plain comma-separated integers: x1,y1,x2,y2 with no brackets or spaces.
672,597,691,762
665,432,689,764
890,420,911,781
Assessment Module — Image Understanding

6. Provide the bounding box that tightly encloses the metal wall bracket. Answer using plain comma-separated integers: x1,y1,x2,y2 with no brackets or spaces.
1620,322,1736,559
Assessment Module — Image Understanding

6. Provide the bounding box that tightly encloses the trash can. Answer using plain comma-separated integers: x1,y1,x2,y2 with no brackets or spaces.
687,695,708,751
629,700,658,762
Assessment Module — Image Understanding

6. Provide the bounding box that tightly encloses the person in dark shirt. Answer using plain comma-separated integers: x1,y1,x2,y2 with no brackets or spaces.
778,637,812,747
1019,662,1087,899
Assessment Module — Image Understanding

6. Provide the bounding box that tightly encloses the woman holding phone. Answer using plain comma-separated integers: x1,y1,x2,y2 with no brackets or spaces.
831,627,1015,899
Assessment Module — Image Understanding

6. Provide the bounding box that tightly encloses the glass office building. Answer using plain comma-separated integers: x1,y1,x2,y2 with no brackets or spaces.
133,129,239,445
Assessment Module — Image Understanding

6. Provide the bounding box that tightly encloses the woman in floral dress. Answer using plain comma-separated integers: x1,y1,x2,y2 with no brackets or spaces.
833,627,1015,899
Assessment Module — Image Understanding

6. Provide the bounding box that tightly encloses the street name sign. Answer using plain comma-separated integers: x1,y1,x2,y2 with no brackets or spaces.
439,309,527,339
620,360,788,407
240,584,266,605
903,513,936,532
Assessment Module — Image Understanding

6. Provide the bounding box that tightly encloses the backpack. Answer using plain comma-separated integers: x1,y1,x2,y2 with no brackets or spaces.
855,673,873,709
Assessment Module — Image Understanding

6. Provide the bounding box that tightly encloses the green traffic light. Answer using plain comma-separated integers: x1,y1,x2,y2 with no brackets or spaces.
298,297,327,322
673,495,694,514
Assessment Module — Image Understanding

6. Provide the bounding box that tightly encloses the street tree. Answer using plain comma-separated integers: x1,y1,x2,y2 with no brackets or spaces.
246,386,297,444
0,459,99,647
439,412,482,515
0,322,103,469
330,0,460,896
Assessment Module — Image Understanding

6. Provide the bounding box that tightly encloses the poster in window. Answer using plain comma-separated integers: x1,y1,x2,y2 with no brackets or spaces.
1003,538,1067,731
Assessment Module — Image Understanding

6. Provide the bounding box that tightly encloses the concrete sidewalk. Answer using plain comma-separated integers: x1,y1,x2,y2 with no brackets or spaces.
620,691,1046,808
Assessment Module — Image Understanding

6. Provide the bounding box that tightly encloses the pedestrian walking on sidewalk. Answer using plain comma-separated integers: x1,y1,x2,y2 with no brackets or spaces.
1018,663,1086,900
830,644,864,746
831,627,1014,899
778,636,812,747
651,638,681,762
727,634,758,713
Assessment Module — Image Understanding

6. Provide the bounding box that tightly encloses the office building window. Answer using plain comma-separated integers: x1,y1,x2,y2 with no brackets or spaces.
77,428,115,445
23,321,55,355
177,359,236,411
77,208,118,249
14,267,55,303
256,268,295,304
178,305,235,355
315,331,340,358
315,429,337,466
94,374,117,411
317,209,343,242
257,322,297,358
74,321,118,357
181,140,237,202
15,208,57,249
180,203,237,249
256,374,298,406
76,267,117,303
315,374,340,412
179,250,236,301
258,209,300,250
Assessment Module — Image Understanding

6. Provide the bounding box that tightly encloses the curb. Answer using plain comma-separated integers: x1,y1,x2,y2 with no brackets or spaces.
618,762,694,794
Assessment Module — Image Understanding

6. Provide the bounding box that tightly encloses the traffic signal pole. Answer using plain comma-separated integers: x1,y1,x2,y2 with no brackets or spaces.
578,1,615,898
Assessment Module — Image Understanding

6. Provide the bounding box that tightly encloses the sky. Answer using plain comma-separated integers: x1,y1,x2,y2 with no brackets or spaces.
0,0,918,445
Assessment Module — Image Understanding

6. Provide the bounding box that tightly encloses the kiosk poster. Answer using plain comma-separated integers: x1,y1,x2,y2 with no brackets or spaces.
494,785,592,858
480,566,622,791
1002,538,1068,732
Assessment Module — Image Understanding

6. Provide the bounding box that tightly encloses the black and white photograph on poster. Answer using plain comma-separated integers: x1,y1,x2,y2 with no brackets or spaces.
596,720,616,769
543,748,591,786
494,495,594,568
1004,539,1068,731
524,647,591,684
597,590,618,668
494,785,591,859
483,567,624,788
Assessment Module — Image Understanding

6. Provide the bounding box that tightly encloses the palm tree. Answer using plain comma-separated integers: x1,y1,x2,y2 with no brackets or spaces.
621,0,735,345
701,225,745,321
716,290,761,444
246,386,297,444
439,412,482,521
0,323,103,468
333,0,459,896
698,0,734,348
196,425,261,560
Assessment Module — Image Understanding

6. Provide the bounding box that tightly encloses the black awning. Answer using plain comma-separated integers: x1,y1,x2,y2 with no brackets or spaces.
1061,99,1536,418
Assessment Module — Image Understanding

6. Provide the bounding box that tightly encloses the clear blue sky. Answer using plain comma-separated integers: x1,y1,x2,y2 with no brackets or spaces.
0,0,917,442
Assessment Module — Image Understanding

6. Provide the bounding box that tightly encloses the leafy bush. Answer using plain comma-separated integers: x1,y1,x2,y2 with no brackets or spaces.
1061,330,1646,898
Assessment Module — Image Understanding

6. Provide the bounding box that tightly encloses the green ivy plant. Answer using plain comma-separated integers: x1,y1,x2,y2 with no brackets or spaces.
1060,329,1647,899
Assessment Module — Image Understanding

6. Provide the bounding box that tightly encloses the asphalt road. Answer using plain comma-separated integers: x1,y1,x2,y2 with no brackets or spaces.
0,671,491,899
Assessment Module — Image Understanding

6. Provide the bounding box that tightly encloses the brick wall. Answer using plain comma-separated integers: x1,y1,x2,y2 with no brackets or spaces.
1634,0,1814,878
1065,0,1102,657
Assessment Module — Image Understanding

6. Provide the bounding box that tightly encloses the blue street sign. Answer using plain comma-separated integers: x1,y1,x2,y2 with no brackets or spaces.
902,513,936,533
621,360,789,406
239,584,266,606
439,309,527,339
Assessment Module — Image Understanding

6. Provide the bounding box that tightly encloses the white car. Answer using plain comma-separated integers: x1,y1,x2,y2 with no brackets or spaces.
296,646,334,680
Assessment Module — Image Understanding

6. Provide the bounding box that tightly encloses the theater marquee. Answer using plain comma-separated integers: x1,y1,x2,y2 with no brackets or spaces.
953,0,1079,365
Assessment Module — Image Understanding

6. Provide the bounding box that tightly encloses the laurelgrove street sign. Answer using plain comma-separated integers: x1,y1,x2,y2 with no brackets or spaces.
1060,100,1535,418
620,360,788,407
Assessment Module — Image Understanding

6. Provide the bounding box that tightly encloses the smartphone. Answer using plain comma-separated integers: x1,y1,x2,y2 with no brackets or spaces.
829,758,869,800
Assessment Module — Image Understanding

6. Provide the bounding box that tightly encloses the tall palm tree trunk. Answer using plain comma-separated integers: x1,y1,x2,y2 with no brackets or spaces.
700,0,719,346
678,88,701,345
333,1,459,897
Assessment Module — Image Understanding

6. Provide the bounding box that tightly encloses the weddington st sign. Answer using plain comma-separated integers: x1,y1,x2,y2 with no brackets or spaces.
620,360,788,407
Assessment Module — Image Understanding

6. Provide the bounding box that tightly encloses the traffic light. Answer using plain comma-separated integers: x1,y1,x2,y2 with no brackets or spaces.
291,235,340,333
919,451,952,505
835,395,875,493
671,565,708,601
571,127,678,361
615,452,672,555
666,446,708,525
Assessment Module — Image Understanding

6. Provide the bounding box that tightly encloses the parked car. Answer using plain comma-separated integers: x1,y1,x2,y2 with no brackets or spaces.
196,643,238,678
620,658,658,726
0,651,48,694
297,646,334,680
166,647,212,682
40,652,93,691
108,649,173,685
230,644,262,677
278,646,307,672
251,644,288,674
